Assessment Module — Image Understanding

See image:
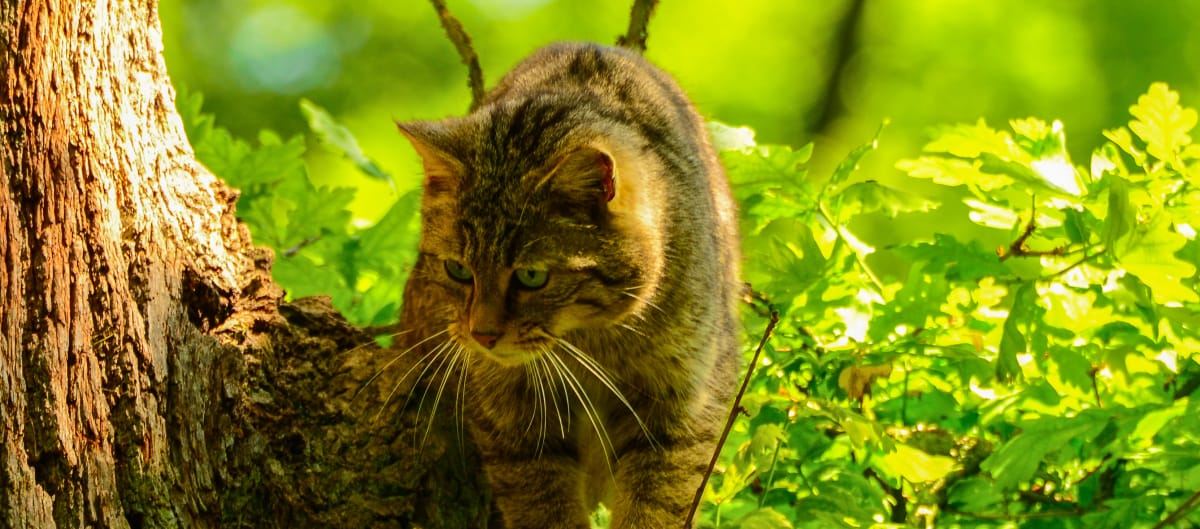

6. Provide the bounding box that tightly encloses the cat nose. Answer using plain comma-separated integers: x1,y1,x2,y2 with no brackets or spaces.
471,330,502,349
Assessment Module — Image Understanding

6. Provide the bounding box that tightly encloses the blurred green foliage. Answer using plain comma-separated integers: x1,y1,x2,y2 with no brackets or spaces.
161,0,1200,229
166,2,1200,527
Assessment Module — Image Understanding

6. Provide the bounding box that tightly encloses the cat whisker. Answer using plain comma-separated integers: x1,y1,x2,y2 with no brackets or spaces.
533,348,554,457
373,336,455,423
357,328,450,400
454,343,472,449
543,349,616,478
554,337,659,450
412,338,458,441
523,352,547,443
538,351,568,438
420,340,460,443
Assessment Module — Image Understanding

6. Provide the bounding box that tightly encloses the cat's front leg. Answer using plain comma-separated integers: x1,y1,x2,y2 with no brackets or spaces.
482,454,592,529
608,439,713,529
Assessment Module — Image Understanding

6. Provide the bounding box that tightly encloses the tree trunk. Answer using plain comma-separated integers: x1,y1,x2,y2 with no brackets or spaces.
0,1,487,527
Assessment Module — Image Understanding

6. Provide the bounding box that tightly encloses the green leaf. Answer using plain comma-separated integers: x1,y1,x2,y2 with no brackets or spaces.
707,121,758,152
946,477,1004,512
742,218,826,304
721,143,815,210
832,180,939,219
1128,82,1197,164
925,119,1015,159
1120,213,1198,303
300,98,392,184
978,152,1078,198
285,185,355,246
1104,174,1135,256
746,423,786,470
897,156,1013,190
963,198,1020,229
730,507,793,529
894,233,1010,282
355,188,422,267
1063,207,1089,244
981,412,1111,489
997,282,1040,382
867,263,949,342
1103,126,1147,167
829,122,885,188
876,443,958,483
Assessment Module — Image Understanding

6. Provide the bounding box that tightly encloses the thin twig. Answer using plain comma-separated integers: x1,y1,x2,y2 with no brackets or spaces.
615,0,660,53
428,0,485,111
1153,489,1200,529
684,310,780,528
998,199,1072,262
282,235,322,257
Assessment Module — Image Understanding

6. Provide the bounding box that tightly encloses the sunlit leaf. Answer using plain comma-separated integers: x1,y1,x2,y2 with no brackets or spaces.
1128,82,1197,164
708,121,758,152
1120,213,1198,303
897,156,1013,190
832,180,939,219
1104,174,1135,256
301,98,392,184
829,122,884,188
876,443,958,483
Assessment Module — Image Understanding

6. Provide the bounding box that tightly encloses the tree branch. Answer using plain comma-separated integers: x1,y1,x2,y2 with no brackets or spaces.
1153,489,1200,529
998,200,1069,262
615,0,660,53
811,0,865,134
684,310,780,528
429,0,485,111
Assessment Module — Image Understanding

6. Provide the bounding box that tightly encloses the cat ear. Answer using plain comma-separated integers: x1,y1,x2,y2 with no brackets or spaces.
539,146,617,206
396,120,462,194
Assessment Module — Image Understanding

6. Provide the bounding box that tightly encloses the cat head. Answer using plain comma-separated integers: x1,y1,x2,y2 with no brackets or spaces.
398,97,665,366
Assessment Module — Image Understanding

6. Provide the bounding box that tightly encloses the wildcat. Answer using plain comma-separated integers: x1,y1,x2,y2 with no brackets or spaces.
395,42,741,529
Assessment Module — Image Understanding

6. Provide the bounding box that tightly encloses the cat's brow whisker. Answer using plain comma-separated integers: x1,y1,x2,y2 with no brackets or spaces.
356,328,450,399
543,349,616,478
621,291,667,316
617,322,646,338
555,338,658,450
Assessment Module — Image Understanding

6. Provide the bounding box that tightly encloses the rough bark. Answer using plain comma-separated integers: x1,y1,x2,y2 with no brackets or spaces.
1,1,487,527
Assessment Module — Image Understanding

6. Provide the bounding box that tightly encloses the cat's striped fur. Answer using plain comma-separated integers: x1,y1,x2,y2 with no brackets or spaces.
396,42,741,529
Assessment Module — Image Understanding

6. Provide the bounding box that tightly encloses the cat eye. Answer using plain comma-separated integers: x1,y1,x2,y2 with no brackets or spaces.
444,260,474,283
513,269,549,289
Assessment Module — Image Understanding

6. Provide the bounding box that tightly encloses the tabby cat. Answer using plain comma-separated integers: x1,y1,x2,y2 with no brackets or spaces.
396,42,741,529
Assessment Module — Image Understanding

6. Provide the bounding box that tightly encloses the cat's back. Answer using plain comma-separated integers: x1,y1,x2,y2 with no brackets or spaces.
484,41,674,102
482,42,703,153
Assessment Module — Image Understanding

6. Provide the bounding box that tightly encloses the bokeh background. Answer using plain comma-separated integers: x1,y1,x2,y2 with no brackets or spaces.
160,0,1200,278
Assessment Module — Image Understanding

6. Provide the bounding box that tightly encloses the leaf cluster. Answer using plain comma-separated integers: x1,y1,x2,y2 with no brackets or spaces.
178,91,420,327
702,83,1200,528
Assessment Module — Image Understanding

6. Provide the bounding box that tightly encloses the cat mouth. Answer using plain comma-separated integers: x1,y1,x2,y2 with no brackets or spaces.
459,335,552,366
